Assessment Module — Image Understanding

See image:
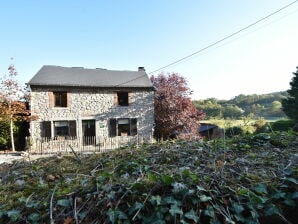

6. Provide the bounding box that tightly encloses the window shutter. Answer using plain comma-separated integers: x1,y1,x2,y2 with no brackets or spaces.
69,120,76,137
130,118,137,136
113,93,118,106
67,92,71,107
48,92,53,108
41,121,51,138
109,119,117,137
128,92,132,105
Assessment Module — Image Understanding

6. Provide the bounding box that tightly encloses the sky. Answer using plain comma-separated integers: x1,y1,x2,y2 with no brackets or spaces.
1,0,298,100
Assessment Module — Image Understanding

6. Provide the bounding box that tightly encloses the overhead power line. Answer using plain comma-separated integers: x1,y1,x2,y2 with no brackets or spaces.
148,0,298,74
114,0,298,87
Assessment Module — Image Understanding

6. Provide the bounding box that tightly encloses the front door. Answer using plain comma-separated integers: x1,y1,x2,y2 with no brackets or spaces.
82,120,95,145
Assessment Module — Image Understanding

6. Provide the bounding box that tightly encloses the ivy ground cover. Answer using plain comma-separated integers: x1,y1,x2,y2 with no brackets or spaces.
0,132,297,223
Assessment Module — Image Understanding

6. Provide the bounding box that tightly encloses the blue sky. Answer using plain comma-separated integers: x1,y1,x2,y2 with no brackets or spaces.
1,0,298,99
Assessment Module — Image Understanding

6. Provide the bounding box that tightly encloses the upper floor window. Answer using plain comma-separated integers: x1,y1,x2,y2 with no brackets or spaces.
117,92,128,106
114,91,132,106
54,92,67,107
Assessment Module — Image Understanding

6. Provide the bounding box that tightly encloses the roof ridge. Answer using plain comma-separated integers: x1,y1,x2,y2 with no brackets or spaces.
43,65,144,73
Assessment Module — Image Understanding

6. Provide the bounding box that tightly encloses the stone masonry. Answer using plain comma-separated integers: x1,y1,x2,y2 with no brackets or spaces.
29,87,154,150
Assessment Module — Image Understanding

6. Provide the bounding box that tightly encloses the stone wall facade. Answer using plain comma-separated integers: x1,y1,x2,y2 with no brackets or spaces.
29,87,154,150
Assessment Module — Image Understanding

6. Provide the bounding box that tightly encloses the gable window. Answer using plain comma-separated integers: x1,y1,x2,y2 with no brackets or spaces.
54,92,67,107
53,120,76,137
114,92,132,106
109,118,137,137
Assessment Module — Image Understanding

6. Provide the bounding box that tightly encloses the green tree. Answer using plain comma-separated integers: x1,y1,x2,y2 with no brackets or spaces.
267,100,284,117
282,67,298,125
222,105,243,119
193,99,223,118
271,101,282,111
198,104,222,118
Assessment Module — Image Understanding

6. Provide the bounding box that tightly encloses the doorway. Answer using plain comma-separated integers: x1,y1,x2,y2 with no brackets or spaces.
82,120,95,145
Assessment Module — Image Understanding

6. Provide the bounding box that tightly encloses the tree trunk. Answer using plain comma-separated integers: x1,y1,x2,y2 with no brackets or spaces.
10,117,15,152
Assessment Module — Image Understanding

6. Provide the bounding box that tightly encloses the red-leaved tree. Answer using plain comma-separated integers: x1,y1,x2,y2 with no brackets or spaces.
151,73,205,139
0,64,30,151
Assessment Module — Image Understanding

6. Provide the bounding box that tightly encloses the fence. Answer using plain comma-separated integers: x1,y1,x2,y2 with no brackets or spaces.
26,135,153,154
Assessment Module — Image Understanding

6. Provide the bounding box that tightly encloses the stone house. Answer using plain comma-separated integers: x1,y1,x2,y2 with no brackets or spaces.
27,65,155,152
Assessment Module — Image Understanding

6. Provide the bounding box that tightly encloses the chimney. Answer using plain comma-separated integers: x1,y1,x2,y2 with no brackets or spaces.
138,67,145,72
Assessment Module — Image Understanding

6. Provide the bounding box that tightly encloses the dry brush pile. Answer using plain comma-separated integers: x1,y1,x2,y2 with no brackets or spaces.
0,132,297,223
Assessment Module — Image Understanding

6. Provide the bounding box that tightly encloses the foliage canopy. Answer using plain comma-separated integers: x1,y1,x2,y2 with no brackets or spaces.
150,73,205,139
282,67,298,123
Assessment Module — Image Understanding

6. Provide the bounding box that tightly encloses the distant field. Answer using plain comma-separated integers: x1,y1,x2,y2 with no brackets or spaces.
200,119,254,128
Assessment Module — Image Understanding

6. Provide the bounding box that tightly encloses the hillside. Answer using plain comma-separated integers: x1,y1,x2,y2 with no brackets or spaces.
194,91,287,119
0,132,297,223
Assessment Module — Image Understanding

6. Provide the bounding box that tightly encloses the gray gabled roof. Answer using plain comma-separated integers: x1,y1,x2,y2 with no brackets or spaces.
28,65,153,89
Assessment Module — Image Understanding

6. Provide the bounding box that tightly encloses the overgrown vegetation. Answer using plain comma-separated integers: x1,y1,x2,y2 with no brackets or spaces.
0,132,297,223
269,120,296,132
202,116,295,138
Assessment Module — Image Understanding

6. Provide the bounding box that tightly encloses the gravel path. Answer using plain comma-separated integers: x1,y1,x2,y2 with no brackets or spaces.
0,153,52,165
0,154,23,164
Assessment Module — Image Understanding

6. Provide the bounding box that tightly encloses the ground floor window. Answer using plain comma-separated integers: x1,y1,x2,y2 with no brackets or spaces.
54,121,68,136
54,120,76,137
40,120,76,138
109,118,137,137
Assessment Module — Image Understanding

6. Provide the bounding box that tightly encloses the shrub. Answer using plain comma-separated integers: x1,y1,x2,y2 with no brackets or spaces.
270,119,295,131
225,126,243,137
0,120,10,150
0,121,29,150
254,117,269,133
